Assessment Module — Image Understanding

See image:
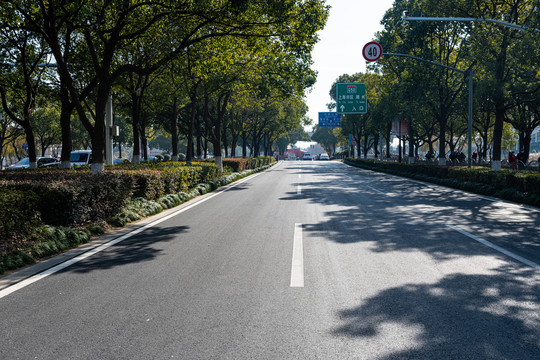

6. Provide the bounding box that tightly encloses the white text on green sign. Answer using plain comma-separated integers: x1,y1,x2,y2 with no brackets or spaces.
336,83,367,114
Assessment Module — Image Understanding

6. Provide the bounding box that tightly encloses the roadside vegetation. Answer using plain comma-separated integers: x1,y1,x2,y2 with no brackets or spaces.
0,1,329,171
0,157,275,274
345,158,540,207
311,0,538,170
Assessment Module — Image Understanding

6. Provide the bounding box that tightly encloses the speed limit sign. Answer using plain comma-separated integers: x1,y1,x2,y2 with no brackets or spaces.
362,42,383,62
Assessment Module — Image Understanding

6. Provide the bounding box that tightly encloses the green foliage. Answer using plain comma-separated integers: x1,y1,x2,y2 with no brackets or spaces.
0,173,132,226
311,125,337,153
0,188,41,252
274,127,311,154
196,156,275,172
86,223,105,236
0,224,94,274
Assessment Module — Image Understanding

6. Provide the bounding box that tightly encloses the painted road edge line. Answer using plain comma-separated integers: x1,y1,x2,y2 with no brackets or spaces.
0,171,264,300
290,223,304,287
447,225,540,270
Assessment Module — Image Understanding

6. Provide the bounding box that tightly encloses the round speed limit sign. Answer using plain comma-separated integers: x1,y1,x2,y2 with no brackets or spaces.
362,42,383,62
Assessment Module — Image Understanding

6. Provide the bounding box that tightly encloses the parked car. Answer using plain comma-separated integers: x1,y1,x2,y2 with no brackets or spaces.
70,150,92,166
113,157,130,164
6,156,59,170
318,153,330,160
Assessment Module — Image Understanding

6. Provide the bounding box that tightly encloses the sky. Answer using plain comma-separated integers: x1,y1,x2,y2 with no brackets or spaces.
305,0,396,131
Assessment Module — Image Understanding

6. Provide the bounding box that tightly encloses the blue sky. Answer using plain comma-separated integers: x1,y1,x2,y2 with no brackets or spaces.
305,0,396,131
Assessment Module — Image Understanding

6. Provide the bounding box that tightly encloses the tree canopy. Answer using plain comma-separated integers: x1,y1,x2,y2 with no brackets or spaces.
0,0,329,171
327,0,538,168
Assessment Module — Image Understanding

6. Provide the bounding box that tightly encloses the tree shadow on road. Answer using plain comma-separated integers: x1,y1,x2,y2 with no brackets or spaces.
290,164,540,358
66,225,189,273
332,267,540,359
296,166,539,261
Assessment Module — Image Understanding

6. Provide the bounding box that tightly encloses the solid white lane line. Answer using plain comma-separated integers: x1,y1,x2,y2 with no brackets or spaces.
0,172,264,300
297,185,302,194
447,225,540,270
290,223,304,287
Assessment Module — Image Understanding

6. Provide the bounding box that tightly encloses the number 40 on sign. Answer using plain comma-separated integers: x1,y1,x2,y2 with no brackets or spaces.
362,42,382,62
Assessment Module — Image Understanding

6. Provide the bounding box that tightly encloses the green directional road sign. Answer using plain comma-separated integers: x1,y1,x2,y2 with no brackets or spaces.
336,83,367,114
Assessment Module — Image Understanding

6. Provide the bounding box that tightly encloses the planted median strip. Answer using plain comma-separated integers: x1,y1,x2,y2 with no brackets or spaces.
344,158,540,208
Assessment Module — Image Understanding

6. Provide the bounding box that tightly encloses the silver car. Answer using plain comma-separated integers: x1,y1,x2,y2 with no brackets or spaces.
6,156,59,170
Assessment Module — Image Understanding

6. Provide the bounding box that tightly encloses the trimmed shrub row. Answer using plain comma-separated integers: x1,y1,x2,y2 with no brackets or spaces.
195,156,276,172
0,163,219,241
0,188,41,253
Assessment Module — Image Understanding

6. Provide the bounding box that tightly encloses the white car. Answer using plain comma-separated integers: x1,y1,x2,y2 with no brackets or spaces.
70,150,92,166
319,153,330,160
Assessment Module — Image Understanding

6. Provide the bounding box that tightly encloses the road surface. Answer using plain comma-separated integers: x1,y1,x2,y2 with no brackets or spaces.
1,160,539,359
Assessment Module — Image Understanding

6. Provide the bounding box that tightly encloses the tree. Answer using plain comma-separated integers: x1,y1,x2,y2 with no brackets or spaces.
32,102,61,156
4,0,329,172
311,125,337,153
274,126,311,156
0,112,22,169
378,0,472,165
432,0,538,169
0,22,50,168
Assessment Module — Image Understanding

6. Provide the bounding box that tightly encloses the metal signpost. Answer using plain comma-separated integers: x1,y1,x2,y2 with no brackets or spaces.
318,112,342,127
336,83,367,114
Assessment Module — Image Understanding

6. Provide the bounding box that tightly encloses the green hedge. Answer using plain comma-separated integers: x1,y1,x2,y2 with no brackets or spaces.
0,188,41,252
0,163,219,228
196,157,276,172
1,173,132,227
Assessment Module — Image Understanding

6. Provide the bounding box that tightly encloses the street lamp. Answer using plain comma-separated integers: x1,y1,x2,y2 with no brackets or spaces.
400,12,539,169
402,13,540,34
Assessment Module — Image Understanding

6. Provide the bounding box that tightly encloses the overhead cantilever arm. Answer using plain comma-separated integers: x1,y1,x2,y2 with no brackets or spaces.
382,53,466,74
403,16,540,34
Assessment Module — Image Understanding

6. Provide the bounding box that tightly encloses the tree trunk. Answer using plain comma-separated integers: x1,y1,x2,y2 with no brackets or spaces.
222,121,228,158
438,118,447,166
131,93,141,164
408,122,415,164
59,83,73,169
90,84,109,172
242,131,247,158
23,122,38,169
196,117,202,158
491,31,510,171
522,130,531,162
171,97,179,161
186,97,196,165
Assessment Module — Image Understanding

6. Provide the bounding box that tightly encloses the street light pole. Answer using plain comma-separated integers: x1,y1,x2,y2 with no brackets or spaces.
399,12,539,168
402,15,540,34
467,68,473,168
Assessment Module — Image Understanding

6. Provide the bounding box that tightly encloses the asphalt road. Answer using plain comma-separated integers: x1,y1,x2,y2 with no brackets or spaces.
1,160,539,359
